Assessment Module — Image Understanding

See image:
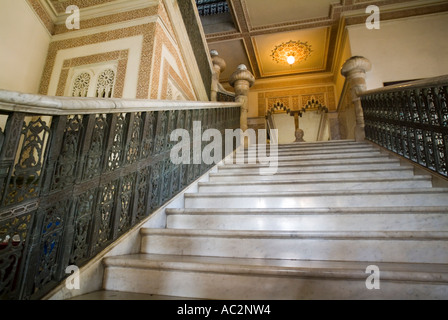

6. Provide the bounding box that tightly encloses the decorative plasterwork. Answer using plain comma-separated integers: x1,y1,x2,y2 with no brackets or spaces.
39,23,156,99
258,85,336,117
48,0,116,13
56,49,129,97
40,1,194,102
150,23,195,100
253,27,330,78
270,40,313,65
26,0,162,35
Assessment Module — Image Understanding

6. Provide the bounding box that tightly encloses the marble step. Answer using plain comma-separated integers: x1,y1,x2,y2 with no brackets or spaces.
68,290,196,300
140,229,448,264
232,152,387,163
184,188,448,209
236,146,380,158
166,207,448,231
262,140,359,149
209,166,416,182
217,161,405,174
226,155,400,170
102,254,448,300
197,176,432,193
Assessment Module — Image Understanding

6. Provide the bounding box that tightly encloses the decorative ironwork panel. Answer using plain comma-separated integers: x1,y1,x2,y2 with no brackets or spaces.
150,162,162,211
0,210,34,300
361,81,448,178
195,0,230,16
217,91,236,102
82,114,109,181
32,199,73,297
125,113,143,165
50,115,84,192
0,104,241,299
141,112,156,159
94,180,118,253
106,113,128,171
3,117,51,206
154,111,168,155
135,166,151,222
70,189,97,265
117,172,136,235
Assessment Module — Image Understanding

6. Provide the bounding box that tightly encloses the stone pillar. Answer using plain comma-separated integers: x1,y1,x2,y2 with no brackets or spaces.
341,56,372,141
229,64,255,133
210,50,226,101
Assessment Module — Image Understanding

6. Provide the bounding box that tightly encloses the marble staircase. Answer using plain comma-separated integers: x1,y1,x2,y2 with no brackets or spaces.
102,140,448,299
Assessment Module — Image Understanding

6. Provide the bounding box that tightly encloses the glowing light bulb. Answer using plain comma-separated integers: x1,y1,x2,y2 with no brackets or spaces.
287,55,295,65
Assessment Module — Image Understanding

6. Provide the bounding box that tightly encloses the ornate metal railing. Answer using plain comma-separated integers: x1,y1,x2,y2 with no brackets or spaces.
360,75,448,177
217,90,236,102
0,90,240,300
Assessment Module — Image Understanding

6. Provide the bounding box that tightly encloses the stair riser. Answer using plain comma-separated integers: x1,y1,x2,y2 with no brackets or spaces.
226,157,396,167
198,180,432,193
184,193,448,209
217,163,403,174
167,213,448,232
209,169,415,182
234,149,381,158
141,235,448,264
231,157,388,166
250,142,365,151
103,266,448,300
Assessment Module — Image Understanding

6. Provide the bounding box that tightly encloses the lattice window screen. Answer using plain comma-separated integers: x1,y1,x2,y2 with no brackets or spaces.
96,69,116,98
72,73,91,97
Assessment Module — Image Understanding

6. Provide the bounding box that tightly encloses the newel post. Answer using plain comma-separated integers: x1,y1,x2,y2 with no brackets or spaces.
341,56,372,141
229,64,255,133
210,50,226,101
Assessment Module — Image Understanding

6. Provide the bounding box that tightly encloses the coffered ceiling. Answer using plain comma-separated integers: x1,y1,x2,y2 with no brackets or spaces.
199,0,448,82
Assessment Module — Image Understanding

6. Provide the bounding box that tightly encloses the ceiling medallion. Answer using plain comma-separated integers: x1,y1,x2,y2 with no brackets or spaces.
270,40,313,65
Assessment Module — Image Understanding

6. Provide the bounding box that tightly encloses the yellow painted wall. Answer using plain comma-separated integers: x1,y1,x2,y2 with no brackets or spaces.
0,0,51,94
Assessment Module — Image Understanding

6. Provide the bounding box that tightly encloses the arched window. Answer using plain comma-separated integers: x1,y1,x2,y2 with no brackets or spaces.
96,69,116,98
72,72,91,97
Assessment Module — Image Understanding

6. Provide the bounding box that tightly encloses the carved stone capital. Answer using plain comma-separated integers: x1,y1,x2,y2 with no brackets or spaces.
210,50,226,74
341,56,372,78
229,64,255,89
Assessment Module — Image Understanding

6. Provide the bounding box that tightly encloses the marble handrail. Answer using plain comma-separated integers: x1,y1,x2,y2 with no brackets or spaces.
360,75,448,96
0,89,241,115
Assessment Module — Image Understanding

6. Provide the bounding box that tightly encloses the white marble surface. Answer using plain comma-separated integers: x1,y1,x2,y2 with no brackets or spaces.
198,177,432,193
103,254,448,299
96,140,448,299
166,207,448,232
209,166,416,181
0,89,241,115
140,229,448,264
184,188,448,209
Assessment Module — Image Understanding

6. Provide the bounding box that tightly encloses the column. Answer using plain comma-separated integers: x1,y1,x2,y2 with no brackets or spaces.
210,50,226,101
341,56,372,141
229,64,255,132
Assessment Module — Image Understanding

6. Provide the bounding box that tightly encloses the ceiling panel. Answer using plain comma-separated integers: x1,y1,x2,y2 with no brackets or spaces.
244,0,336,29
253,27,330,77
